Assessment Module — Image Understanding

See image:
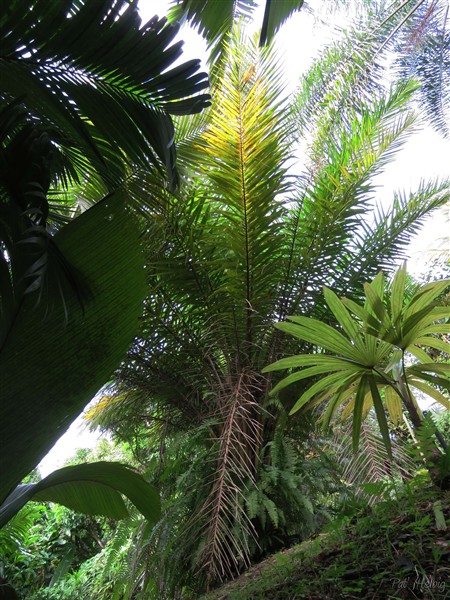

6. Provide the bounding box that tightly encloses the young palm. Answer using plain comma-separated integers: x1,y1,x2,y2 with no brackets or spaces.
264,265,450,475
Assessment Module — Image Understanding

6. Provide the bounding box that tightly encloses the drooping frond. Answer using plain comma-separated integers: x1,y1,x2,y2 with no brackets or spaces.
194,372,263,584
333,418,416,504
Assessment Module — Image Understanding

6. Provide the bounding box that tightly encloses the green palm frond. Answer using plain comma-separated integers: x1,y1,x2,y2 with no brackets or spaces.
1,0,210,188
195,32,293,361
332,180,450,299
277,80,424,323
168,0,304,55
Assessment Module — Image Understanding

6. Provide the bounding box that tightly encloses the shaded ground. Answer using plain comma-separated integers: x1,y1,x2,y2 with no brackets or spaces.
200,485,449,600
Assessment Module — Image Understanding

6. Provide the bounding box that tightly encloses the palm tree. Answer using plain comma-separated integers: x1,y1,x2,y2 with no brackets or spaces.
264,266,449,479
0,0,210,504
86,26,450,592
386,0,450,138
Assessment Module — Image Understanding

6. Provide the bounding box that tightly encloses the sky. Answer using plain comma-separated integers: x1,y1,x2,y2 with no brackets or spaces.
39,0,450,477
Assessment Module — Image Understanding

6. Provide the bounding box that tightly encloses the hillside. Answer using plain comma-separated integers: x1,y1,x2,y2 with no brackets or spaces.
201,485,449,600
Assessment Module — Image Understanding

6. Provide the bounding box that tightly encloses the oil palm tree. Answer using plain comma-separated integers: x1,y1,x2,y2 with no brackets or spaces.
386,0,450,138
0,0,210,507
86,26,450,593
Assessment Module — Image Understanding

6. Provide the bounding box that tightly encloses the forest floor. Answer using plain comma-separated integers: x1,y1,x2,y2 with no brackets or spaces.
200,484,449,600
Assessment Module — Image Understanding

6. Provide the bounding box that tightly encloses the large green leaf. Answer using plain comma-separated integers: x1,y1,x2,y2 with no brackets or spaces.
0,462,160,528
0,191,146,503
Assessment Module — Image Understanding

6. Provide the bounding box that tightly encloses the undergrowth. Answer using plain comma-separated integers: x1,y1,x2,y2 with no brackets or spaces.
200,480,449,600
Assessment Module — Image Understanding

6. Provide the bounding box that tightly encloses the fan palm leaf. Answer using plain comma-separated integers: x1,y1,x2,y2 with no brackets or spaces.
1,0,210,188
264,266,450,460
168,0,305,57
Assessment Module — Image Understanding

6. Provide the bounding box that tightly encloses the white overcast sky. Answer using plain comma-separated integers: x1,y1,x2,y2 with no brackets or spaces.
39,0,449,476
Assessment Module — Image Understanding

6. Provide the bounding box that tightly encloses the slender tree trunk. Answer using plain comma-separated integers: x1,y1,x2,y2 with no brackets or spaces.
396,361,449,490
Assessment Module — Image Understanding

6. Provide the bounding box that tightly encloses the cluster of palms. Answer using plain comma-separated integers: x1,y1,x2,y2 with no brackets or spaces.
1,0,449,598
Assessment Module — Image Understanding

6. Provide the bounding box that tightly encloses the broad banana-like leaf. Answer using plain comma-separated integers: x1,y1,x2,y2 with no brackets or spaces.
0,462,160,528
0,191,146,503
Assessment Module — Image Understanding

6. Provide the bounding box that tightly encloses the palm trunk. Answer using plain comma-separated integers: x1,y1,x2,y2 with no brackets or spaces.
395,361,449,490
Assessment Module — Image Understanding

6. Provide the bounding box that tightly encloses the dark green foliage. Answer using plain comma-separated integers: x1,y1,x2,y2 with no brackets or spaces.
244,425,336,560
0,502,112,599
168,0,304,63
1,0,210,189
0,0,210,514
0,191,147,502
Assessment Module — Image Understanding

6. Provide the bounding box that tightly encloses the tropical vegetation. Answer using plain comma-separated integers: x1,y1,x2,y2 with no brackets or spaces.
0,0,209,520
264,266,449,464
0,0,449,598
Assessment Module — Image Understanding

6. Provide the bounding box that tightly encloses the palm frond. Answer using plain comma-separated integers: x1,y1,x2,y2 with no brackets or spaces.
283,79,418,320
1,0,210,188
194,372,263,584
393,0,450,137
168,0,305,55
195,30,294,363
333,418,415,505
350,180,450,282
